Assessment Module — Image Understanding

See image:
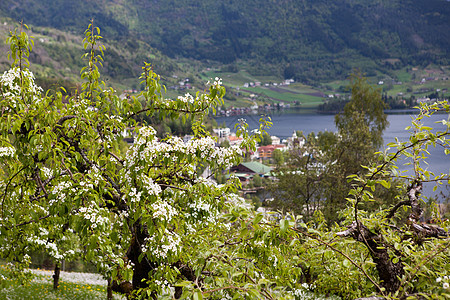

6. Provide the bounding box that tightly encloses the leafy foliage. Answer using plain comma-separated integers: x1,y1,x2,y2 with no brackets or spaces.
270,75,395,222
0,23,449,300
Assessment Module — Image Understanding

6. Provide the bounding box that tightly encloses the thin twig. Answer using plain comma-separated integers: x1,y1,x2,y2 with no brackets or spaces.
1,165,27,218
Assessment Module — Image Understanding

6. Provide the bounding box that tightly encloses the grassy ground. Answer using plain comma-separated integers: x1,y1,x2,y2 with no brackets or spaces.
0,265,342,299
0,265,124,300
0,280,109,300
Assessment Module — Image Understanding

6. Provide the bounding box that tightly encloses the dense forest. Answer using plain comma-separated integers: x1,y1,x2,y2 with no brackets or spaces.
0,0,449,83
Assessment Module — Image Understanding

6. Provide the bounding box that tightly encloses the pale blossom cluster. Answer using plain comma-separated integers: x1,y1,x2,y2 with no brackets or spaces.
127,127,242,173
225,193,252,209
207,77,222,87
154,278,175,297
115,210,129,227
5,188,32,203
177,93,195,104
141,174,162,196
107,114,123,122
213,77,223,86
50,180,73,205
436,275,449,289
139,125,157,138
128,187,142,203
141,229,181,259
174,92,214,107
148,92,213,112
27,234,63,260
0,67,43,107
209,145,242,168
79,180,94,193
0,147,15,157
187,198,215,222
68,97,90,110
78,205,110,229
194,176,217,187
40,166,53,179
151,200,177,221
289,287,319,299
188,136,216,154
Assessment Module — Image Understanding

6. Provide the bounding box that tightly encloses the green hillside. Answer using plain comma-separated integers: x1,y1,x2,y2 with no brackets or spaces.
1,0,449,83
0,0,449,109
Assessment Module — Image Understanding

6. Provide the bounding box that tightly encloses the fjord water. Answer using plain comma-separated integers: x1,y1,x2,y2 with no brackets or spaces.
216,109,450,199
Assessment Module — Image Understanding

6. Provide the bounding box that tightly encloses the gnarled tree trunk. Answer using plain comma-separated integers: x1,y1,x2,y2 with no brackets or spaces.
337,221,404,293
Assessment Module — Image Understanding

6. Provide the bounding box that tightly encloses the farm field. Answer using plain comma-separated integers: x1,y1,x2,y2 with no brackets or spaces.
200,67,450,109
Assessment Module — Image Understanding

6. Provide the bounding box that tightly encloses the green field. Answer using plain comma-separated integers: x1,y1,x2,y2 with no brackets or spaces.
200,66,449,109
0,264,124,300
200,70,329,108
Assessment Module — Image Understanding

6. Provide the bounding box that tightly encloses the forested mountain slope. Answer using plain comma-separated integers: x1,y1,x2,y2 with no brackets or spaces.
1,0,449,82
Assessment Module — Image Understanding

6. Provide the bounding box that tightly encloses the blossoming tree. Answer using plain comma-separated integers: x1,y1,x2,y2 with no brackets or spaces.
0,22,268,299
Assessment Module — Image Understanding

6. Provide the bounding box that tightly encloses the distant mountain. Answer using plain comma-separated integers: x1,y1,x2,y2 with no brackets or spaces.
1,0,449,83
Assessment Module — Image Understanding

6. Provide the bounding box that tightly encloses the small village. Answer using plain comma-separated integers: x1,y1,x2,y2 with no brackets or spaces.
212,127,304,185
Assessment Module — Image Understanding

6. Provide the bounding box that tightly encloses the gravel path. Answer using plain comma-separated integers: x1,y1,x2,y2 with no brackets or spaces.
30,269,107,286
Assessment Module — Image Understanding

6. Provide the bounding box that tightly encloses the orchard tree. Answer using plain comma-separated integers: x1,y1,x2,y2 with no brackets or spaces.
268,101,449,298
334,100,450,297
0,22,272,299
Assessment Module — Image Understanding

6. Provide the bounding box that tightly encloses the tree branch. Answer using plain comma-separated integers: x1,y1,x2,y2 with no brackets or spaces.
386,200,410,219
1,165,27,219
295,225,385,296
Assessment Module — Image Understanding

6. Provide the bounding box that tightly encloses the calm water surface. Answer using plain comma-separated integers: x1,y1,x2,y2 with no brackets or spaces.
216,109,450,199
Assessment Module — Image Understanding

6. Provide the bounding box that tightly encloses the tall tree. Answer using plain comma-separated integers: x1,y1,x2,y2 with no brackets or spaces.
269,74,390,222
322,73,390,218
335,72,388,172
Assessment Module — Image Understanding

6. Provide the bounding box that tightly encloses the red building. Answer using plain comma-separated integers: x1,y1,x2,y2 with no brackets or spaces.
257,144,286,159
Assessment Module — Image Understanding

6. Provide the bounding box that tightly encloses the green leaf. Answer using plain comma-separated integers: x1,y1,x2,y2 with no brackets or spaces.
343,259,351,268
193,291,203,300
379,180,391,189
253,213,263,225
248,289,261,298
38,150,46,161
280,219,288,234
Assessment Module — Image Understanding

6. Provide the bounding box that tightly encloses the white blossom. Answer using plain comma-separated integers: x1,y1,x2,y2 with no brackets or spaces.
128,187,142,203
41,167,53,179
213,77,223,86
0,147,15,157
50,181,73,205
78,205,110,229
141,229,180,259
152,200,177,221
0,67,43,108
